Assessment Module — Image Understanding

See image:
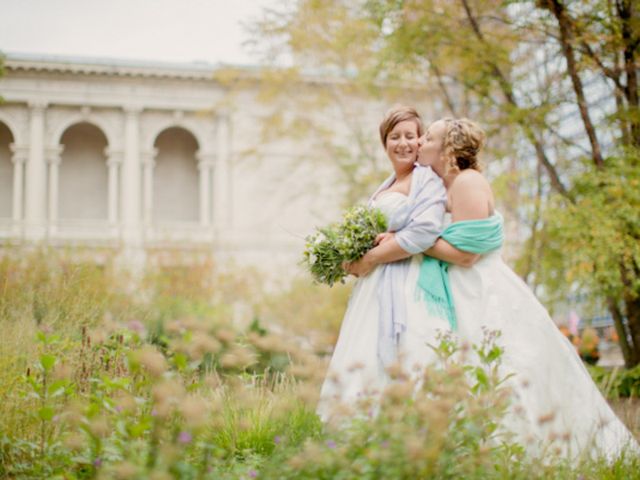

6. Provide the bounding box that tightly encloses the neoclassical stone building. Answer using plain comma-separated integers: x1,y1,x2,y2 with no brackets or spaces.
1,53,401,272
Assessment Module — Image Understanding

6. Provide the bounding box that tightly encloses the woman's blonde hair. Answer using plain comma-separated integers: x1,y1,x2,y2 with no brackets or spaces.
440,117,486,172
379,106,423,147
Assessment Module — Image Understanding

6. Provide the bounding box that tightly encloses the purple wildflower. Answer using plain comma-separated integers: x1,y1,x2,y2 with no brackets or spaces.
93,458,102,467
178,431,193,444
128,320,145,334
249,470,258,478
326,440,336,449
274,435,282,445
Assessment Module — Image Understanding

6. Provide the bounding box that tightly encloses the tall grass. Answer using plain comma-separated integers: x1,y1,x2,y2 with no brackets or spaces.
0,248,638,479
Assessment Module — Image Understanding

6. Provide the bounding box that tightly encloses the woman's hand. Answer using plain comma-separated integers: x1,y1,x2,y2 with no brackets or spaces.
375,231,396,246
342,253,376,278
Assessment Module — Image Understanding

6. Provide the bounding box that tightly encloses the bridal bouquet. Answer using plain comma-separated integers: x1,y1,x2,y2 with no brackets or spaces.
302,205,387,286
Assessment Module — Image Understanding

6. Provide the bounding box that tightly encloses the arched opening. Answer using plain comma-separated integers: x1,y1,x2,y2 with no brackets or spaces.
153,127,199,223
0,122,15,218
59,122,108,220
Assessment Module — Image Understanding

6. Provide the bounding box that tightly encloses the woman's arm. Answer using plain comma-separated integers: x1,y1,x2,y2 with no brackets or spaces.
424,171,493,267
354,233,479,270
424,238,479,267
344,167,447,277
342,235,411,277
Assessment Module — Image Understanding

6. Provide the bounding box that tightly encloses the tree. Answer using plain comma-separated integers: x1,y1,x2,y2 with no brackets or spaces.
250,0,640,366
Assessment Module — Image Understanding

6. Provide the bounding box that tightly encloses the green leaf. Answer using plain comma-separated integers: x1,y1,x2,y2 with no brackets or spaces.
38,406,55,422
474,367,489,390
39,354,56,373
48,379,69,397
173,352,188,371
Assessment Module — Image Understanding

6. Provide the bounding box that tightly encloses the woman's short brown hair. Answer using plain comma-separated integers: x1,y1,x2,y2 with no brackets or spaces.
379,105,423,147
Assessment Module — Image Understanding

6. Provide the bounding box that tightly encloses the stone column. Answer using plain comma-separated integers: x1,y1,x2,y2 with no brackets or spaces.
196,151,215,227
105,148,123,228
9,144,28,223
121,106,142,243
213,112,231,228
24,101,47,239
141,148,157,228
46,145,64,236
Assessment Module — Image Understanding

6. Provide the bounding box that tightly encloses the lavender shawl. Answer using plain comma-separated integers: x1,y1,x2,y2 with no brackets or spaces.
368,165,447,367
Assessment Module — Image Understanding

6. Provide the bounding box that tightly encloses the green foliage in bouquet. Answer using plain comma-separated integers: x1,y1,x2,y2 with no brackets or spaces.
303,205,387,286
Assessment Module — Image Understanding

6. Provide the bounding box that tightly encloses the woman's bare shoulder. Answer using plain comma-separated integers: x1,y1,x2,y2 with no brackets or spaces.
449,170,493,220
451,169,488,189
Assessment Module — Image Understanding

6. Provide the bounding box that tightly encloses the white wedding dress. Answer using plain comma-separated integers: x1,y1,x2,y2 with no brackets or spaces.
317,192,449,421
317,199,637,459
443,213,638,459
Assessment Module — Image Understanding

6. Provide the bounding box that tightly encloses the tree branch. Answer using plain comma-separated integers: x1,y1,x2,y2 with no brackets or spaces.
428,60,459,116
542,0,605,168
459,0,572,199
617,0,640,146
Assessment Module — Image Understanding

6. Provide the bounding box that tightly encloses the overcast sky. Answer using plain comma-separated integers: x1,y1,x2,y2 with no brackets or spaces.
0,0,275,65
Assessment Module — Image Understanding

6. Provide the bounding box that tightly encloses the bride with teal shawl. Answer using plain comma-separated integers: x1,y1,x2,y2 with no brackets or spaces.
354,117,638,460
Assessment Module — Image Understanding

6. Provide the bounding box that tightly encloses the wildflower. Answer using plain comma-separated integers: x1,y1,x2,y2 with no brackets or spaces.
537,412,556,425
178,431,193,444
149,473,173,480
127,319,145,335
249,332,288,354
215,328,236,344
296,383,320,405
204,373,222,391
288,363,315,380
220,346,257,369
238,417,252,432
152,379,185,418
64,433,85,451
113,461,138,479
87,328,107,345
347,361,365,372
274,435,282,445
181,395,208,428
383,380,414,403
405,434,424,461
93,458,102,467
326,440,336,449
166,320,185,335
385,361,408,380
135,346,167,377
189,332,221,360
249,470,258,478
114,392,136,414
52,362,72,380
88,416,110,438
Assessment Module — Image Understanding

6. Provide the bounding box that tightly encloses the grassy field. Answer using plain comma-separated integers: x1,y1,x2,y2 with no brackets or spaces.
0,249,638,479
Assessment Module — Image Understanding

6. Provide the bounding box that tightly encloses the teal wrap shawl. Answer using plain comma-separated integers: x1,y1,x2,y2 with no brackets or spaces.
417,213,504,330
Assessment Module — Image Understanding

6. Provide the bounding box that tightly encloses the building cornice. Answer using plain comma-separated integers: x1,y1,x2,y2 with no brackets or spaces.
3,52,233,81
1,51,428,91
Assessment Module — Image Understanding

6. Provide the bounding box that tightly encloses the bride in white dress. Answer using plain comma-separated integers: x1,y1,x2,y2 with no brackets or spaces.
409,117,638,459
316,107,450,422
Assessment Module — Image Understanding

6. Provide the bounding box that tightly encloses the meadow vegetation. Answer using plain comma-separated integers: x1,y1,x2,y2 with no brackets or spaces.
0,248,638,479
